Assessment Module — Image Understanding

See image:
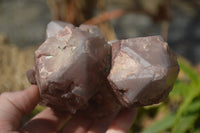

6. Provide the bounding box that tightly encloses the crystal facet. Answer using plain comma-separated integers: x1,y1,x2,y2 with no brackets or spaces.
108,36,179,107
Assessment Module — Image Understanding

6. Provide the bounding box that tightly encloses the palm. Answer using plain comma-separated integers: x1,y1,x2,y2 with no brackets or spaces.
0,85,136,133
21,107,136,133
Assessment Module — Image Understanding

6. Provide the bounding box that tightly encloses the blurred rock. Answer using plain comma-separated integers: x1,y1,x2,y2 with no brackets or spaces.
0,0,52,47
168,1,200,64
111,14,161,39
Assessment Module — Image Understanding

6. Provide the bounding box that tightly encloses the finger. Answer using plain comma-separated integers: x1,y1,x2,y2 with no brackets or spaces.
87,112,117,133
21,107,70,133
0,85,39,132
61,112,93,133
106,108,137,133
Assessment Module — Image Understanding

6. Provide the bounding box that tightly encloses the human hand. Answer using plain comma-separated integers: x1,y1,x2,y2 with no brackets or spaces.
0,85,137,133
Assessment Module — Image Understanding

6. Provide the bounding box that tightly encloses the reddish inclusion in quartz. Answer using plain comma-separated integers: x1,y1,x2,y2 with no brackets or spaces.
27,21,179,116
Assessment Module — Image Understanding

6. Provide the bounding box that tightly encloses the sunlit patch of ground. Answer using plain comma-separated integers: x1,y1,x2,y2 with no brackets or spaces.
0,35,37,93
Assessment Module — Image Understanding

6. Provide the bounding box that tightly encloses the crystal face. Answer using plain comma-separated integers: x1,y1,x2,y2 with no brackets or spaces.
28,22,118,114
108,36,179,107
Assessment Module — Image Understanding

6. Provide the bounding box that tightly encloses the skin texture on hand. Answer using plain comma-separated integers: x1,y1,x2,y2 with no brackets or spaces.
0,85,137,133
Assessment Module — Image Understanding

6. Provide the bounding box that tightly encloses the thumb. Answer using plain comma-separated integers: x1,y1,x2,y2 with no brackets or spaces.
0,85,39,132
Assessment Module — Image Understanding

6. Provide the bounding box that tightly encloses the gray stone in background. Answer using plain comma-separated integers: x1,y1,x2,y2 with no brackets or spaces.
111,14,161,39
0,0,52,47
168,4,200,64
111,1,200,64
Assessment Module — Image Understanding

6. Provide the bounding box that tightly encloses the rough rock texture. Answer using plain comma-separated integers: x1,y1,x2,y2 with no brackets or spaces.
108,36,179,107
27,22,120,115
27,21,179,117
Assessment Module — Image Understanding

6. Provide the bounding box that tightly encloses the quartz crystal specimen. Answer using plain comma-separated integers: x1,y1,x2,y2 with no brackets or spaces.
27,21,179,117
27,21,120,115
107,36,179,107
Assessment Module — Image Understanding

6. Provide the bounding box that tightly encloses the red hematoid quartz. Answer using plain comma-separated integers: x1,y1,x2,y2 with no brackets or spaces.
27,21,179,117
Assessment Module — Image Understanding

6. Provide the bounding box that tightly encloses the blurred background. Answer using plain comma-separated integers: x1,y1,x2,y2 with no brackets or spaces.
0,0,200,132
